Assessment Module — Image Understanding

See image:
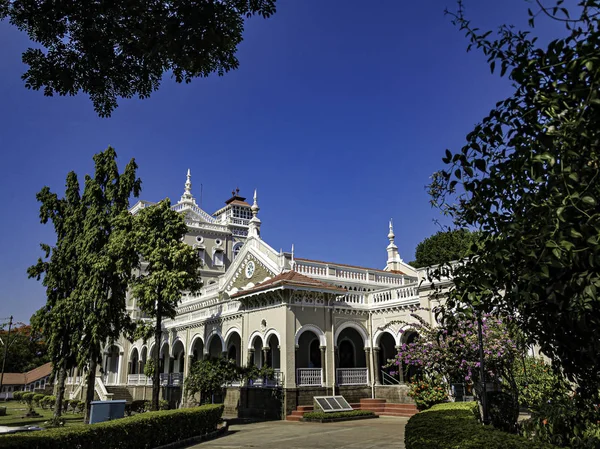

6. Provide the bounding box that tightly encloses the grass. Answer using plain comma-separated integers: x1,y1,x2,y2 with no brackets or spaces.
0,400,85,428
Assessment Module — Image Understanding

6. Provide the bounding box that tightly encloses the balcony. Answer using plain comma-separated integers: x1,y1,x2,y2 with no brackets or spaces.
336,368,368,386
297,368,322,386
247,369,282,387
127,374,150,385
160,373,183,387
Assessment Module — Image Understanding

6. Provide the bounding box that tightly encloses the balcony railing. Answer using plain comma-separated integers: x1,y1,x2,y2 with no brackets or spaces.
297,368,322,386
247,369,282,387
103,372,119,386
159,373,184,387
336,368,368,386
127,374,150,385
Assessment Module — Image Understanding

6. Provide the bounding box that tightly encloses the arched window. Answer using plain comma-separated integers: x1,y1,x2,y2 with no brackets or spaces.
233,242,243,261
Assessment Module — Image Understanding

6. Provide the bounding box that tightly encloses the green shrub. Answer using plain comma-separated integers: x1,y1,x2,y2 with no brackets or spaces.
303,410,374,420
0,404,224,449
68,399,80,413
487,391,519,433
75,401,85,413
0,407,6,417
405,402,557,449
40,395,56,410
32,394,45,407
159,399,169,410
126,400,147,416
12,391,23,402
407,379,448,411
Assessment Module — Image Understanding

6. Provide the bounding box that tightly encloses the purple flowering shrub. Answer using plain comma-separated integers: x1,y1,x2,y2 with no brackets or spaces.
392,311,522,386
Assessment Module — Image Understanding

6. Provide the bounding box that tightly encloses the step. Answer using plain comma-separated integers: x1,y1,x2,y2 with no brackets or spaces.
349,403,361,409
384,404,418,411
360,398,386,405
297,405,314,412
290,411,305,417
286,415,302,422
379,411,417,417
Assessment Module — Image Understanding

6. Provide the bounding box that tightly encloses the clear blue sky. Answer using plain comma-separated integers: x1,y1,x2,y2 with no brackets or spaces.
0,0,564,323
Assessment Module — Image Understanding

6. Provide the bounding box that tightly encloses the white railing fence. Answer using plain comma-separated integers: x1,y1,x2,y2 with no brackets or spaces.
297,368,322,386
336,368,368,386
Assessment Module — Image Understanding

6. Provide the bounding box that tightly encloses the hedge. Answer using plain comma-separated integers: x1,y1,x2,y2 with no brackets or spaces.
0,404,224,449
405,402,558,449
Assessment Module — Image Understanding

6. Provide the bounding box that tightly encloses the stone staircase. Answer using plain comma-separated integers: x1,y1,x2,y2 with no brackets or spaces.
286,399,417,421
105,386,133,403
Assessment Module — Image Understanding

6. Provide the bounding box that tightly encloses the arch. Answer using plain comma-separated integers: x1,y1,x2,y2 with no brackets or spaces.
374,329,400,347
188,334,204,356
334,321,369,348
295,324,326,347
205,329,225,354
224,327,242,346
399,325,419,345
247,331,265,350
171,338,186,357
233,242,244,260
128,345,140,360
103,342,125,354
264,328,281,346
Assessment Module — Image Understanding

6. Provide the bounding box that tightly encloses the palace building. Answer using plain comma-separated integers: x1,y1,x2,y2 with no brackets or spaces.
65,170,446,418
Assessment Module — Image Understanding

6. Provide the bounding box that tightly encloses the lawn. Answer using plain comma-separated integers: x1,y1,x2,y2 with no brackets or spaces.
0,400,85,428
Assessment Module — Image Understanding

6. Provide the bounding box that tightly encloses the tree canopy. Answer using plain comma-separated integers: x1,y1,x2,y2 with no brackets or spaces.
429,0,600,400
0,324,48,373
29,147,141,422
0,0,276,117
131,198,203,410
409,229,478,268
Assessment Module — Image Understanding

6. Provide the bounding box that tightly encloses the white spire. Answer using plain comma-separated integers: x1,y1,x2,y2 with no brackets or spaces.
251,189,259,215
386,218,401,269
180,168,195,203
248,188,261,238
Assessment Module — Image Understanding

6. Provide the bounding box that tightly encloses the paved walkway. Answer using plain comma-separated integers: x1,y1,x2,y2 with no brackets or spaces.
190,416,407,449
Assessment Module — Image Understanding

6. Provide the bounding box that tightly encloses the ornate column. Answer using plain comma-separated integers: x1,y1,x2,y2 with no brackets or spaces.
320,346,327,385
138,360,144,376
262,347,270,368
364,347,372,385
395,345,404,383
373,348,381,385
247,348,255,366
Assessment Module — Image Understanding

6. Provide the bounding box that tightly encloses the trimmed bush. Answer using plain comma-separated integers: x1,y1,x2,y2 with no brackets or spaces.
33,394,45,407
303,410,375,420
22,392,35,405
42,395,56,410
0,404,224,449
405,402,558,449
12,391,23,402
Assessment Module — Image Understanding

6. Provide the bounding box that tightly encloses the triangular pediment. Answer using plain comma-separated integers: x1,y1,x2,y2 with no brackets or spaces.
221,238,282,295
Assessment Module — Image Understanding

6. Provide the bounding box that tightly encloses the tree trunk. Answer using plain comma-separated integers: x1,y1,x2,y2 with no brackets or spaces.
53,361,67,422
83,355,98,423
152,312,162,411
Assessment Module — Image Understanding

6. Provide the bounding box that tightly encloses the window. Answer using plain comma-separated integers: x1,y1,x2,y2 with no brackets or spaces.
197,248,205,265
214,251,224,267
233,242,243,260
196,236,204,243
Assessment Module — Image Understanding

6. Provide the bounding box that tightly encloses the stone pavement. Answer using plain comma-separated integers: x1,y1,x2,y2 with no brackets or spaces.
190,416,408,449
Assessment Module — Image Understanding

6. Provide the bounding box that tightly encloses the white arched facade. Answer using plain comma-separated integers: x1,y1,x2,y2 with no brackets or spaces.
373,329,401,347
247,330,265,349
188,334,204,356
205,329,225,354
295,324,326,347
334,321,370,348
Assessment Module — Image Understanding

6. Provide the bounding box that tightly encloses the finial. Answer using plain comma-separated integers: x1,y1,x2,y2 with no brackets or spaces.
231,189,236,197
181,168,194,202
236,187,240,195
388,219,395,241
251,189,259,215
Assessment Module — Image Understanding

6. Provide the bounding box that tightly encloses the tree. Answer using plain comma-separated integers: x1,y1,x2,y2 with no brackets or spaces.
428,0,600,402
185,357,241,405
0,324,49,373
409,229,478,268
28,170,85,423
0,0,276,117
131,199,202,411
74,147,141,422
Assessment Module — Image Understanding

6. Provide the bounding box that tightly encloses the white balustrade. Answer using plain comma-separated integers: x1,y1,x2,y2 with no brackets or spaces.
127,374,149,385
159,373,169,386
297,368,322,386
170,373,183,386
66,376,74,385
336,368,368,385
103,372,118,386
370,285,418,304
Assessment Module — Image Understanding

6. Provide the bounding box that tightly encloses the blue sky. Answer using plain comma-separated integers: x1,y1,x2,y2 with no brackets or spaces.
0,0,565,323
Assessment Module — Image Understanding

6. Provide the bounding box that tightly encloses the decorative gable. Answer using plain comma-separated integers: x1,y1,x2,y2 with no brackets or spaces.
228,254,275,292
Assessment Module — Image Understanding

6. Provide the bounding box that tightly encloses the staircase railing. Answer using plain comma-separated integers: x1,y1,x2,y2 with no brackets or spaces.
95,376,114,401
381,370,402,385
